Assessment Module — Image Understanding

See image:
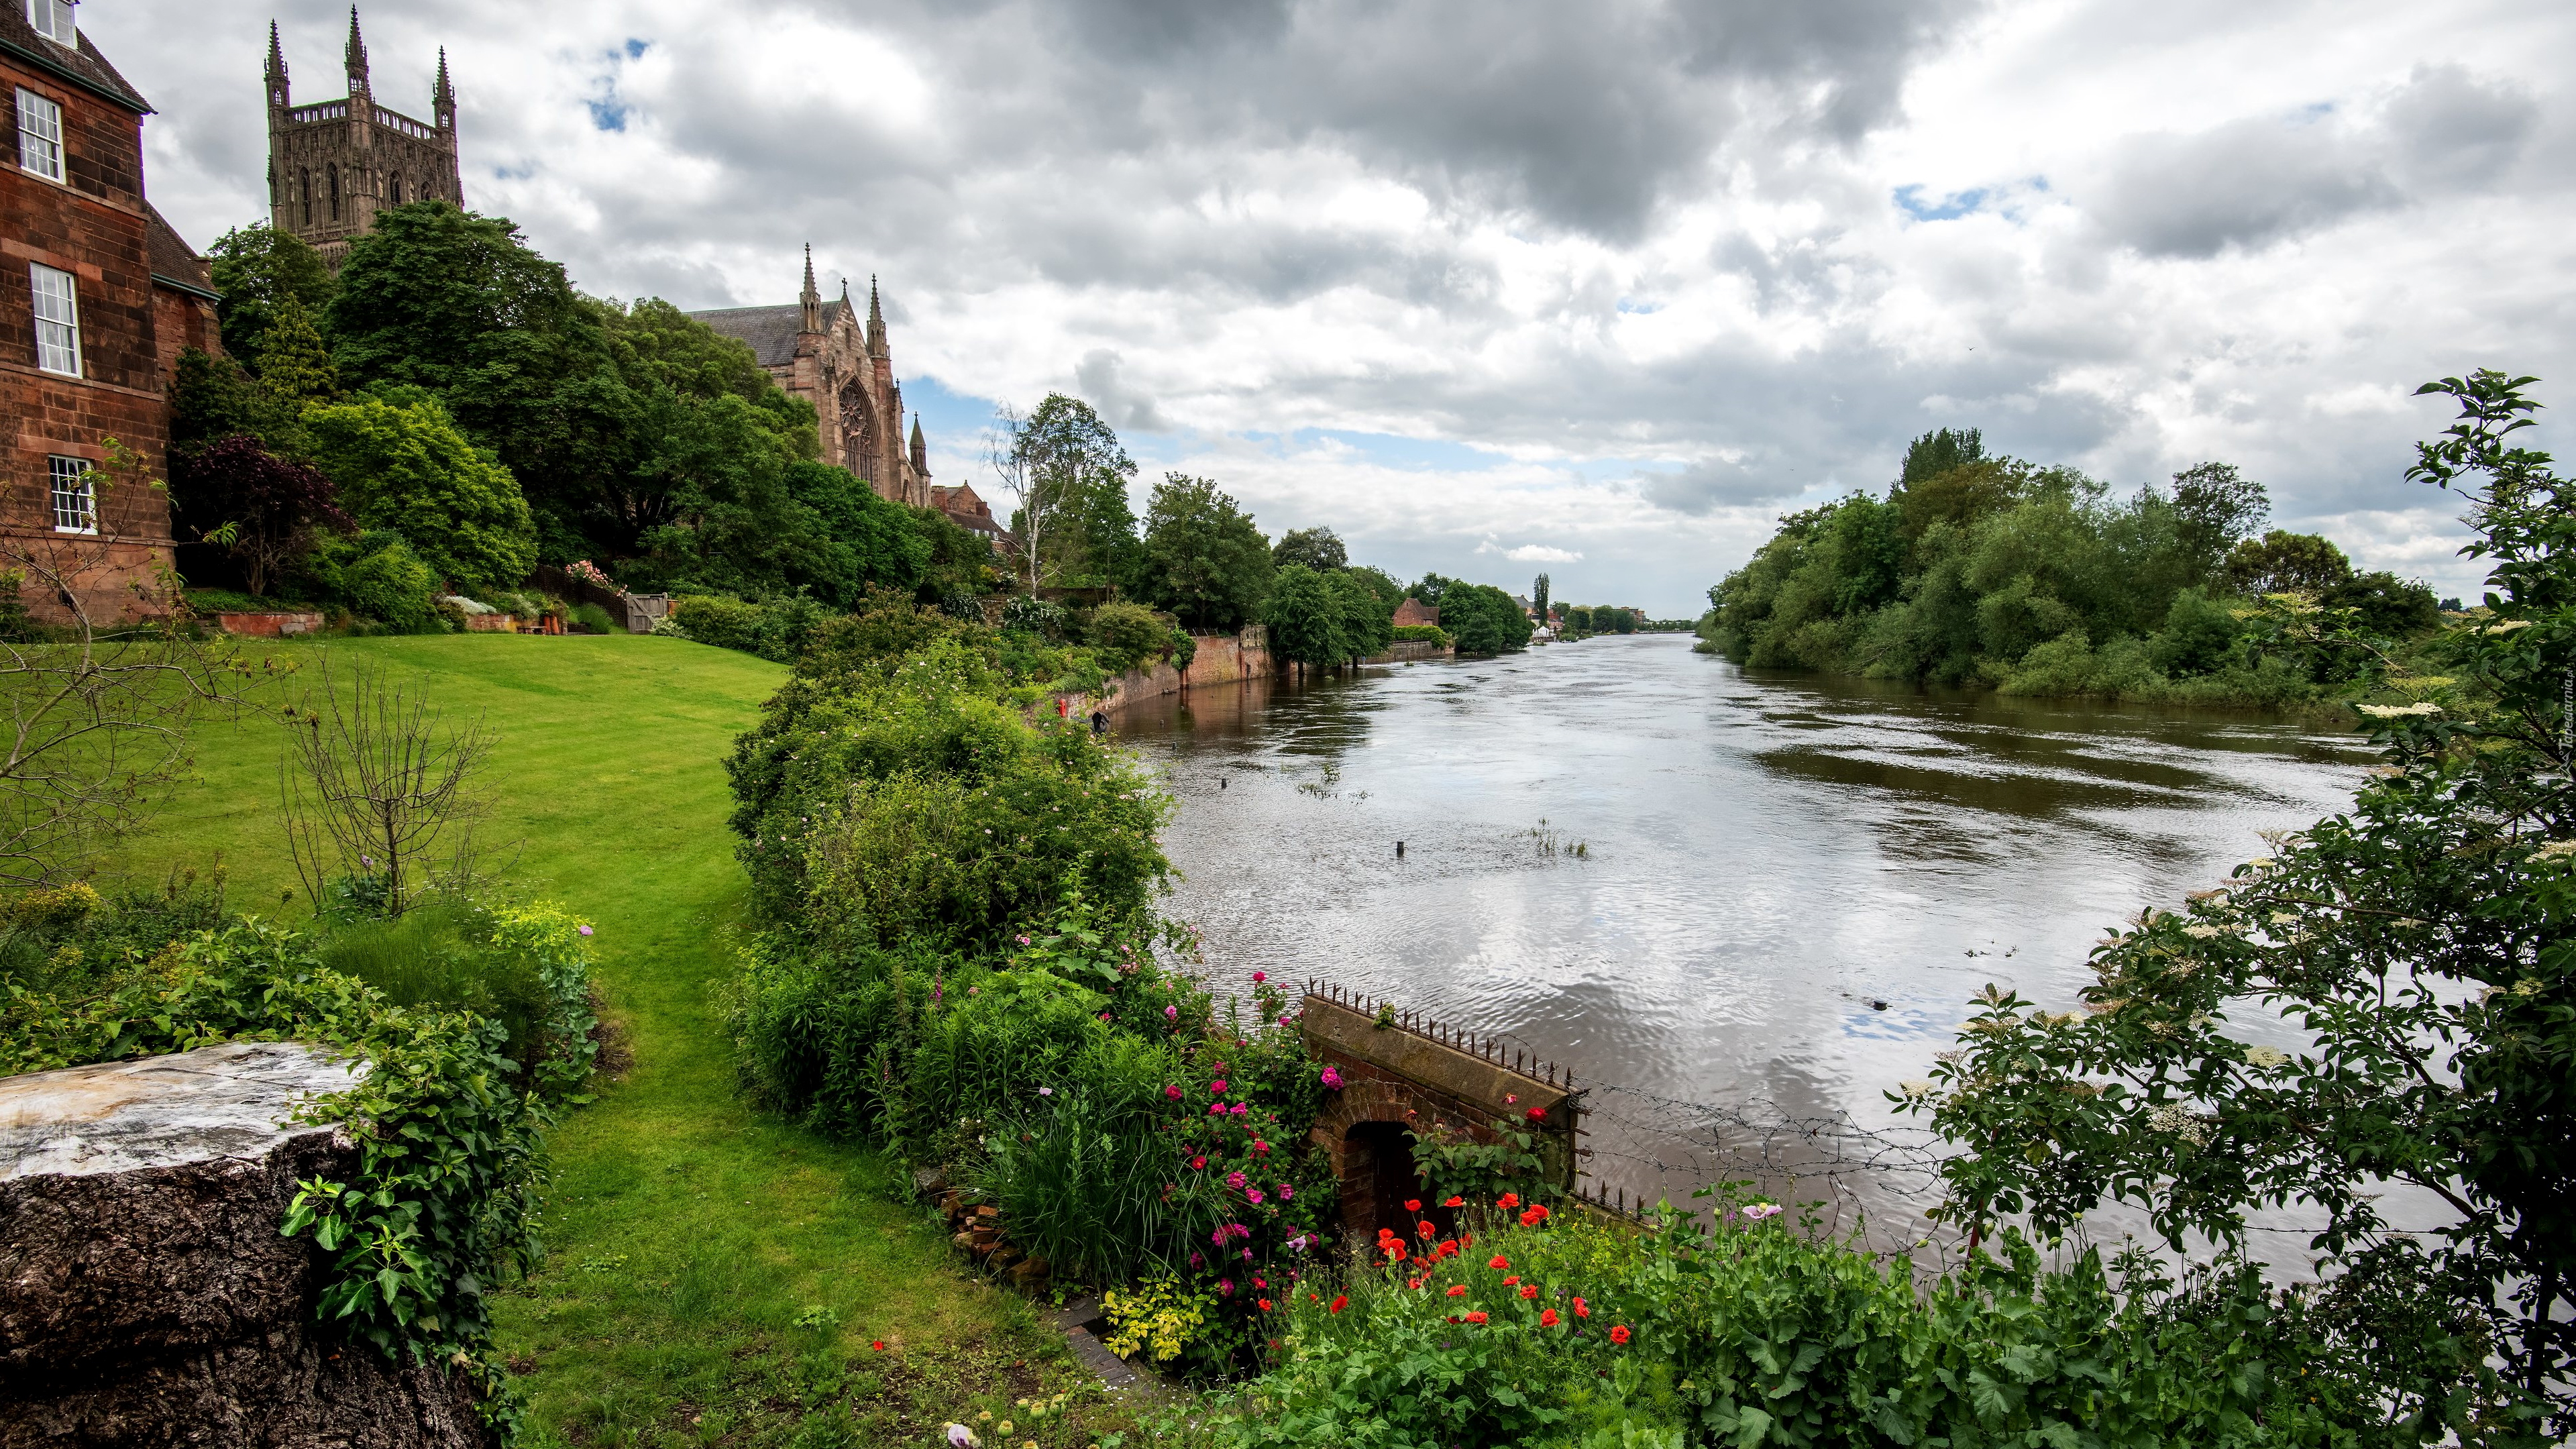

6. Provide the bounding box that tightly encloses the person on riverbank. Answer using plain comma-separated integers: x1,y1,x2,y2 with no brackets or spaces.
1091,708,1108,737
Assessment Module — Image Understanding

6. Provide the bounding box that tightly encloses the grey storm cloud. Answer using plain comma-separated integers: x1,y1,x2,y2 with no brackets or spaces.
2087,64,2537,259
1635,460,1808,516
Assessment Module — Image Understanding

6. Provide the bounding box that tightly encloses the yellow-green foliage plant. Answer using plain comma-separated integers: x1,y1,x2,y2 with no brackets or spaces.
1104,1275,1215,1364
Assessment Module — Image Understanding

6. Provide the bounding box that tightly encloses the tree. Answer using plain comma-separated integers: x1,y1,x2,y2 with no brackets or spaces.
1531,572,1550,624
1898,425,1984,487
1330,569,1395,663
253,294,341,408
1016,394,1139,590
182,436,350,596
1263,565,1346,673
327,203,631,555
303,393,537,593
1139,474,1273,630
280,655,492,918
1273,527,1348,573
1907,370,2575,1438
206,221,336,366
2167,462,2269,580
1406,572,1459,608
2224,529,2354,595
1442,582,1534,654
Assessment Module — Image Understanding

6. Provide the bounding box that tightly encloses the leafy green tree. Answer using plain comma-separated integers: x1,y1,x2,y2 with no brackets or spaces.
327,203,631,555
1140,474,1272,630
1405,572,1458,608
1088,600,1174,675
1442,583,1534,654
1530,572,1550,623
1907,371,2575,1438
303,392,537,592
2167,461,2270,582
1898,425,1983,486
2225,529,2355,594
1330,568,1395,662
2147,586,2239,676
1263,564,1347,671
253,294,341,412
1017,394,1140,590
1273,527,1348,573
206,221,336,366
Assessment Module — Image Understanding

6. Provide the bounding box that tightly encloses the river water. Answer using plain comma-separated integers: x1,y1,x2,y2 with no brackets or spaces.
1117,635,2377,1244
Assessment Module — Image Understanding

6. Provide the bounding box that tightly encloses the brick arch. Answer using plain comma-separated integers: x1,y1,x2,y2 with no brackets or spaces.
1297,989,1576,1254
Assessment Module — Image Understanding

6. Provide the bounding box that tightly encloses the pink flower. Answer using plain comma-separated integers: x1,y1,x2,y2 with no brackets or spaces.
1165,1084,1183,1101
1212,1079,1229,1094
1165,1006,1179,1021
1246,1187,1266,1204
577,924,594,936
1278,1183,1293,1200
1231,1103,1248,1116
1252,971,1267,983
1208,1102,1227,1116
1226,1171,1248,1190
1320,1067,1344,1090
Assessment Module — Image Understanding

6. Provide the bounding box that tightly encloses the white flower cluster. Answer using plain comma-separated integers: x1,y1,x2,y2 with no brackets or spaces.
2145,1103,2214,1147
2241,1045,2290,1069
2530,839,2576,863
2356,702,2442,718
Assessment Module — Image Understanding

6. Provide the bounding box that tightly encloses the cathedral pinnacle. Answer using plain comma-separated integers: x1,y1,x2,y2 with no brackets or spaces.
433,46,455,121
266,20,289,105
866,275,888,358
343,7,370,93
798,245,824,333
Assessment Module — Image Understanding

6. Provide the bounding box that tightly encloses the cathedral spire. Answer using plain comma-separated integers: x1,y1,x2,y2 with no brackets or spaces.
343,7,370,96
798,244,822,333
433,46,455,129
910,415,929,478
266,20,290,109
866,275,888,359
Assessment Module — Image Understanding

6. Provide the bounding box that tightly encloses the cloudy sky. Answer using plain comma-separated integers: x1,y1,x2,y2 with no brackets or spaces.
98,0,2575,613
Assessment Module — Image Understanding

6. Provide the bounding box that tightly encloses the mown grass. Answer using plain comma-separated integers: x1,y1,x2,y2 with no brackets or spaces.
105,633,1157,1447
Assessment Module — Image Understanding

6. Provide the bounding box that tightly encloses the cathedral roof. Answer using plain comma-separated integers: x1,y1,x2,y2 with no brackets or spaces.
689,298,851,366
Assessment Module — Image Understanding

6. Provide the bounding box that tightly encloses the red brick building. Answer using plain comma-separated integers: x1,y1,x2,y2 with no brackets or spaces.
2,1,213,622
929,481,1003,546
1392,596,1439,629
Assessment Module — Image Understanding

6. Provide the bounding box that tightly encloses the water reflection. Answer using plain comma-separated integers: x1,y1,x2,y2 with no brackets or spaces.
1118,637,2375,1246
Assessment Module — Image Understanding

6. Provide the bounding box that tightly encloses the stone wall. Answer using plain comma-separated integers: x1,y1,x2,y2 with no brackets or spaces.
1094,626,1279,715
0,1042,489,1447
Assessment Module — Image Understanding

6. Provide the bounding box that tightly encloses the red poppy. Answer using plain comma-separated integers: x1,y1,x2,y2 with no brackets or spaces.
1465,1311,1489,1324
1540,1309,1559,1327
1573,1296,1590,1318
1497,1193,1521,1210
1416,1220,1436,1238
1488,1254,1509,1270
1502,1276,1519,1285
1403,1199,1421,1213
1519,1285,1539,1299
1385,1242,1411,1263
870,1340,886,1350
1436,1240,1458,1258
1610,1325,1631,1345
1445,1284,1467,1297
1442,1195,1465,1208
1329,1295,1347,1313
1409,1277,1426,1290
1258,1298,1273,1311
1519,1208,1547,1227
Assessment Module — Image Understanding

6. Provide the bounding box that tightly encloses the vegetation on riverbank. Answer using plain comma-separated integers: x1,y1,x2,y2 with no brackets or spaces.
1695,428,2444,706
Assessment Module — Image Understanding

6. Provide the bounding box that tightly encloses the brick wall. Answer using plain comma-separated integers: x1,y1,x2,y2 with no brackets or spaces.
0,50,173,621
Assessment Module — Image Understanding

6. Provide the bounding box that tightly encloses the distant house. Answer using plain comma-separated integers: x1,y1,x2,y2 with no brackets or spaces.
929,482,1005,548
1511,594,1534,618
1393,597,1439,628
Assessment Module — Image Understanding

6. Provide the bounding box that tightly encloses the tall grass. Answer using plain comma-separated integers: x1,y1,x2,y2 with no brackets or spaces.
316,900,552,1077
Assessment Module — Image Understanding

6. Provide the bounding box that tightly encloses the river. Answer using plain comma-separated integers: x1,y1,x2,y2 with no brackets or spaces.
1116,633,2377,1244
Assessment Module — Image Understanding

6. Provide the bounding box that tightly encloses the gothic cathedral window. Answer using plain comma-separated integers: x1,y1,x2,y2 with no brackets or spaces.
300,168,312,226
328,164,339,221
388,173,402,205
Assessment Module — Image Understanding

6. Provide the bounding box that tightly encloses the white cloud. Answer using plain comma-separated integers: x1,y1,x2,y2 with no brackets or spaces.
94,0,2574,611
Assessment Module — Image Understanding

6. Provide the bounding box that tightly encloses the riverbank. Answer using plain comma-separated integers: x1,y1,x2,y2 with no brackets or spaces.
102,635,1157,1445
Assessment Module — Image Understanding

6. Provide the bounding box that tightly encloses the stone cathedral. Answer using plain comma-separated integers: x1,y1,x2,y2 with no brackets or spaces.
690,251,935,509
264,9,462,264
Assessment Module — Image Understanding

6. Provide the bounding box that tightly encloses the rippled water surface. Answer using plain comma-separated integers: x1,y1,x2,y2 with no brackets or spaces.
1118,635,2375,1226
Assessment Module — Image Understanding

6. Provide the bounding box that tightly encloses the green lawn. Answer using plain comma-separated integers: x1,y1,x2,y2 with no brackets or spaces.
108,634,1138,1448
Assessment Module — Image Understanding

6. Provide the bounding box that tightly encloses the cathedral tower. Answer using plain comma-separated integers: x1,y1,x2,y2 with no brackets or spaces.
265,9,464,264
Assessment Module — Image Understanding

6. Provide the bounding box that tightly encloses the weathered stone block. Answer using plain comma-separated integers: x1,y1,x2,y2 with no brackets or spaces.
0,1041,490,1447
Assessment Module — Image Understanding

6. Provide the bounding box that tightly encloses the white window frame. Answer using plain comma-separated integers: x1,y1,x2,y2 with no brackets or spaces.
29,263,79,376
25,1,75,46
47,455,94,535
15,87,64,182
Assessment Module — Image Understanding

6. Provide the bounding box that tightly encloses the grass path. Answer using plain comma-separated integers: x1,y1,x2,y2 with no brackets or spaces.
108,635,1130,1448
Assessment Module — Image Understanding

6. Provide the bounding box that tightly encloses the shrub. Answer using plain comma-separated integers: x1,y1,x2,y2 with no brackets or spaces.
664,592,833,662
1090,600,1174,674
1219,1201,2395,1448
570,601,615,633
304,529,443,632
303,392,538,593
1390,623,1449,647
1444,582,1535,655
0,919,553,1413
314,895,598,1095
